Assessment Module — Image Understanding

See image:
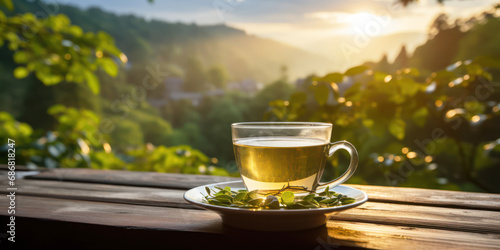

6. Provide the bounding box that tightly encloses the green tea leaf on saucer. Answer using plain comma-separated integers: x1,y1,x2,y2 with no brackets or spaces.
202,186,355,210
214,194,233,204
303,194,316,201
313,196,325,202
318,186,329,196
234,192,247,202
208,199,230,206
341,197,356,205
310,199,320,207
281,191,295,205
297,200,319,208
263,196,280,209
326,191,337,198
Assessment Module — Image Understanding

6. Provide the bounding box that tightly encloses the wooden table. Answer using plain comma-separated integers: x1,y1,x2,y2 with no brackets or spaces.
1,167,500,249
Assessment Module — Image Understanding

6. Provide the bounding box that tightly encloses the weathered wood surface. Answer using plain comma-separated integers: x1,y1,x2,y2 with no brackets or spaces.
2,168,500,249
26,168,240,189
2,195,500,250
27,168,500,211
1,179,499,234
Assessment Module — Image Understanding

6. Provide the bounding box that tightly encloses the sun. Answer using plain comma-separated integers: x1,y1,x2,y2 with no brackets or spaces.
345,12,379,27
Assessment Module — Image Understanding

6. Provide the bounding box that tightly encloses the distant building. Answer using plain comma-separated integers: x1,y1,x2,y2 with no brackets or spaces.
148,77,226,108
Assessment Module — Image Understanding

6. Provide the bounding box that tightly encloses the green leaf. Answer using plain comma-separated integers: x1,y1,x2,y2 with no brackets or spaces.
281,191,294,205
13,51,29,63
100,57,118,77
412,107,428,128
214,194,232,203
13,67,29,79
362,119,374,128
263,196,280,209
303,194,316,201
234,192,247,202
311,84,329,106
84,70,100,94
389,118,406,140
341,197,356,205
398,78,420,96
205,186,211,195
374,71,389,82
289,92,307,105
223,186,231,192
321,72,343,83
66,25,83,37
344,65,368,76
0,0,14,10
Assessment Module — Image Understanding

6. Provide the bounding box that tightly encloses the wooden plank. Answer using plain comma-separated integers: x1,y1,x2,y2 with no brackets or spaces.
349,184,500,212
27,168,500,210
0,164,39,171
26,168,240,189
0,179,192,209
2,179,500,234
1,195,499,249
328,201,500,234
325,221,500,250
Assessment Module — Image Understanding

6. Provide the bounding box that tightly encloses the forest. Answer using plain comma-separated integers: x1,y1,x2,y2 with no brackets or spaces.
1,0,499,193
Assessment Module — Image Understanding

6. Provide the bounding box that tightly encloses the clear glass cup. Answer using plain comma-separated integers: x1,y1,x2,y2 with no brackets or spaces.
232,122,358,193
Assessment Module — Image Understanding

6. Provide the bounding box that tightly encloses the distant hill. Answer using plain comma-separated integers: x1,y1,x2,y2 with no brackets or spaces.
11,0,333,83
302,32,427,71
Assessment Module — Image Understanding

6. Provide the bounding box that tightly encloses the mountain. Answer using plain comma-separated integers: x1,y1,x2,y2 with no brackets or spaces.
300,32,427,71
12,0,333,83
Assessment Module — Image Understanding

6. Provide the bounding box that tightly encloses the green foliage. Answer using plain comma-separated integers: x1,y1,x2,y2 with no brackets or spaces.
456,12,500,61
22,105,109,168
0,6,124,94
108,118,144,151
90,151,126,170
127,144,228,175
0,105,228,175
270,57,500,192
0,111,32,144
207,65,229,89
250,80,294,120
204,96,245,161
128,109,173,146
183,57,207,92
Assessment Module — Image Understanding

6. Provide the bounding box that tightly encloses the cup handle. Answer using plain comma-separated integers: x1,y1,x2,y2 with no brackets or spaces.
317,140,358,190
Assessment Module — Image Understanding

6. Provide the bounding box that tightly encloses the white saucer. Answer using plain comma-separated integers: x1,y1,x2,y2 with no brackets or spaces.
183,181,368,231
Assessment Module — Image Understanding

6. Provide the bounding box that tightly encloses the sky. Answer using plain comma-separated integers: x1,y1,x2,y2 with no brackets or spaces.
63,0,498,69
